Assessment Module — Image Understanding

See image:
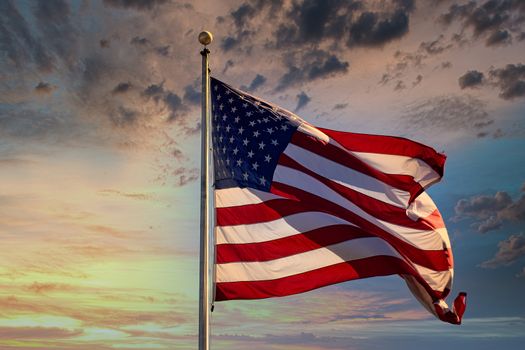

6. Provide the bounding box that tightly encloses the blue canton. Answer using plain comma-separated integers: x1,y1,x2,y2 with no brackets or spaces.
211,77,298,191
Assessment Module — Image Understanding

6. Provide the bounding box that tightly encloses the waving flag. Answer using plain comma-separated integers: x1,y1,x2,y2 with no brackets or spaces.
211,77,466,324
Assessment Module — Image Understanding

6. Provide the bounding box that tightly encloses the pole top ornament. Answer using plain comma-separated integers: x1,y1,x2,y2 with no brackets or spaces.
198,31,213,46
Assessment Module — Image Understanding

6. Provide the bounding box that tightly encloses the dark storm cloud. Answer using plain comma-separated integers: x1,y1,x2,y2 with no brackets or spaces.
402,95,492,134
453,183,525,233
34,82,56,95
99,39,110,48
155,45,171,57
394,80,406,91
294,91,311,112
481,233,525,268
439,0,525,47
112,82,133,94
240,74,267,92
459,70,484,89
103,0,169,11
488,63,525,100
348,10,409,47
277,50,349,91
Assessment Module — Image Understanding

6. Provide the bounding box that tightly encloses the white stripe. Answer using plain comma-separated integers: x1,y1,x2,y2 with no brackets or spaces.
284,143,411,208
215,187,283,208
216,237,401,282
351,151,439,188
325,136,441,188
216,211,357,245
413,263,453,292
273,165,447,251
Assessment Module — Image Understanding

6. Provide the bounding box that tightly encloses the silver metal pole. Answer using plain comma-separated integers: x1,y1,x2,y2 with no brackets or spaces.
198,31,212,350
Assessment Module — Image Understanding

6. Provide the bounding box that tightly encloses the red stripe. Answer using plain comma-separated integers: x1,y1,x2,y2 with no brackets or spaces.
216,198,304,226
270,182,453,271
319,127,446,178
278,154,445,231
216,225,373,263
290,131,424,201
216,255,431,301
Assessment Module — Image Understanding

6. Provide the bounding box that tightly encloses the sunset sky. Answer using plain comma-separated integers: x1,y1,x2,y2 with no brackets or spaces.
1,0,525,349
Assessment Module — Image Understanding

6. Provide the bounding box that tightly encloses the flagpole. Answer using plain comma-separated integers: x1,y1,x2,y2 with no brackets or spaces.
198,30,213,350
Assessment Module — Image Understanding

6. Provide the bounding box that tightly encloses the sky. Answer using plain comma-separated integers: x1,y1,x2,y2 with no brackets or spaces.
1,0,525,349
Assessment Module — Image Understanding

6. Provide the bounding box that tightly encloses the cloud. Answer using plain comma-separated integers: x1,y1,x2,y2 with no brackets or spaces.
402,95,491,136
488,63,525,100
99,39,110,48
439,0,525,47
486,29,512,46
348,10,409,47
332,103,348,110
412,74,423,87
34,82,56,95
240,74,267,92
419,35,452,55
277,50,349,91
103,0,169,11
0,326,83,339
453,183,525,233
480,233,525,268
111,82,133,95
459,70,484,89
98,189,154,201
294,91,311,112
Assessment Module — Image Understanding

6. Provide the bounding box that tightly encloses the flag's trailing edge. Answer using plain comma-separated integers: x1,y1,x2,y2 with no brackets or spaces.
210,77,467,325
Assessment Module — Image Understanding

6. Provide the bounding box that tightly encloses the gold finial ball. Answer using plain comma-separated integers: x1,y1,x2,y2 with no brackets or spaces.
198,31,213,46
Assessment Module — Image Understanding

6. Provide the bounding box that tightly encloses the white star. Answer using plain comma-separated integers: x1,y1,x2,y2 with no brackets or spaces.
247,111,253,117
225,125,231,133
281,124,288,131
226,89,231,95
226,158,230,165
263,117,269,123
249,121,256,127
234,116,240,123
264,154,271,162
252,162,259,170
253,130,260,137
247,150,254,158
258,141,265,150
228,98,234,104
233,147,239,155
216,124,221,131
266,127,274,134
259,176,266,185
243,103,248,108
222,115,227,121
231,106,237,113
229,136,235,143
275,115,282,121
242,172,249,180
238,127,245,135
236,159,242,167
243,138,249,146
214,85,218,91
271,139,278,146
219,104,224,110
217,94,221,100
222,146,226,153
219,135,223,142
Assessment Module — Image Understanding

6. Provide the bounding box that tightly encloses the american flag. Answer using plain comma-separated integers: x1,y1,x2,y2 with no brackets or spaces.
211,77,466,324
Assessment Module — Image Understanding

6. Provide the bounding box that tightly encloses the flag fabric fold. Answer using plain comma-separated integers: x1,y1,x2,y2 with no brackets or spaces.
211,77,466,324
